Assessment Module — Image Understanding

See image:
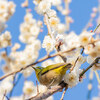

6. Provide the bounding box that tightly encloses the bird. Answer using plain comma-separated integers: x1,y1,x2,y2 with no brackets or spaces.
32,63,72,87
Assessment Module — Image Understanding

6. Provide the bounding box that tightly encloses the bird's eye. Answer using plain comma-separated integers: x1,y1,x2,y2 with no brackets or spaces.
37,67,42,69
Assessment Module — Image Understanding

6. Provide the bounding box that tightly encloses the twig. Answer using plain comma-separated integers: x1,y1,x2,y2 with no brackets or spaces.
9,74,22,98
2,91,9,100
71,47,84,71
65,0,70,32
83,18,93,32
80,57,100,78
5,48,8,56
87,80,93,100
9,74,16,98
2,91,6,100
94,24,100,33
87,70,93,100
60,86,68,100
44,13,52,35
95,71,100,84
36,80,39,95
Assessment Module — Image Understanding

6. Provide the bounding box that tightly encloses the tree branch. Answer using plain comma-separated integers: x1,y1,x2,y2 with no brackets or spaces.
80,57,100,78
0,47,76,81
28,81,67,100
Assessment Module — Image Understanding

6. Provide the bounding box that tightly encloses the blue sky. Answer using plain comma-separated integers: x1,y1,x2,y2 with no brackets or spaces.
0,0,100,100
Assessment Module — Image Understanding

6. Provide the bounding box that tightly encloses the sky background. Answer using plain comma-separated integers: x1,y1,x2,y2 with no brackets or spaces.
0,0,100,100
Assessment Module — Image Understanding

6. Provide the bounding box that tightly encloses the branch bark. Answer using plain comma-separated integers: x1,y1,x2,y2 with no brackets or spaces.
28,81,67,100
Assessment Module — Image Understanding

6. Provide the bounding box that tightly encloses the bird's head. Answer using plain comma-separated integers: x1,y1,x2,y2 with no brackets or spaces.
32,66,44,75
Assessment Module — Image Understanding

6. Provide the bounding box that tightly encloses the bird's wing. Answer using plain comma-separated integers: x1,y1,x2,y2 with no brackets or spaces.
41,63,67,75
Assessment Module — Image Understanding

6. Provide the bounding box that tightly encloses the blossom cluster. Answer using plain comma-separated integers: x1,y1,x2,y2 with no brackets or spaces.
1,39,41,77
19,12,42,44
0,0,16,32
0,31,11,48
0,0,100,100
1,11,42,77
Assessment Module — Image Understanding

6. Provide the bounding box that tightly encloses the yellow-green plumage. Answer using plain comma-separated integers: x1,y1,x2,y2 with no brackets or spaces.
33,63,72,87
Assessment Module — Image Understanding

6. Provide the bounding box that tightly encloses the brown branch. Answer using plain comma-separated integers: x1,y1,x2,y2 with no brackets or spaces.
80,63,95,78
80,57,100,78
9,74,16,98
28,57,100,100
36,80,39,95
27,81,67,100
2,91,9,100
0,47,76,81
60,86,68,100
71,47,84,71
44,13,52,35
9,74,22,98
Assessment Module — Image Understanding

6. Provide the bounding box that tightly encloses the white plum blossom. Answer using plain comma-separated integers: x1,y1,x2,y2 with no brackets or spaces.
55,34,65,49
64,54,86,87
23,67,34,78
56,24,66,34
38,85,53,100
65,31,80,48
19,12,41,44
0,31,12,48
87,56,100,70
46,9,57,18
0,0,16,22
50,0,62,6
56,34,65,42
46,96,54,100
49,17,60,28
11,43,21,52
64,71,79,88
10,96,24,100
30,25,40,37
88,83,92,90
54,56,64,63
38,85,47,93
2,65,11,73
42,35,55,53
24,12,34,23
0,78,13,94
0,1,8,13
0,21,6,33
35,0,51,14
23,81,36,95
42,59,55,67
79,31,94,46
33,0,41,5
92,97,100,100
8,40,40,72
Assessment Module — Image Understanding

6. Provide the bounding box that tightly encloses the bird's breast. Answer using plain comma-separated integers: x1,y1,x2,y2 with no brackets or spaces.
38,70,63,86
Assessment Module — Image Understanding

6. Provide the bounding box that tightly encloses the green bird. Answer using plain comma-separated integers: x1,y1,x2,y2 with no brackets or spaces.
32,63,72,87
